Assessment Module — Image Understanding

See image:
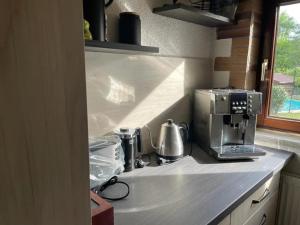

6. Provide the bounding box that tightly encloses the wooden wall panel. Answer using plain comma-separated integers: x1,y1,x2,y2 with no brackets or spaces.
215,57,231,71
215,0,263,89
0,1,91,225
217,19,251,39
230,78,246,89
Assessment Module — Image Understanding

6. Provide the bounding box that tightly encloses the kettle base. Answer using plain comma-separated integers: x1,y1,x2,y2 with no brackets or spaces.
156,153,183,162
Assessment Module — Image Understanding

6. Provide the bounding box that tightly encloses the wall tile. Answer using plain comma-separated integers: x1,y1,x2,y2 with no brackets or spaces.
213,71,230,88
213,39,232,58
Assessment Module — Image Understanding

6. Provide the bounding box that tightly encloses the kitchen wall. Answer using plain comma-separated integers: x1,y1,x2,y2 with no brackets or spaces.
212,38,232,88
85,0,216,152
214,0,263,89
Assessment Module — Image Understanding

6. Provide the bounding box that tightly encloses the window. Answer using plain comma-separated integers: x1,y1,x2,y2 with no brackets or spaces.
270,4,300,120
259,1,300,132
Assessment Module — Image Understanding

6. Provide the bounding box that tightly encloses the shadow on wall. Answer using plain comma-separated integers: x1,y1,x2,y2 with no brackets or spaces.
85,52,211,152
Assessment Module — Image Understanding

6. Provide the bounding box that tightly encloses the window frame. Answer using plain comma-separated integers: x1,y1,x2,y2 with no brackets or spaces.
258,0,300,133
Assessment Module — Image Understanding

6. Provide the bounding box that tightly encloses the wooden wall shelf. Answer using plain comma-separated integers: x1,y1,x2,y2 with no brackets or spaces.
153,4,233,27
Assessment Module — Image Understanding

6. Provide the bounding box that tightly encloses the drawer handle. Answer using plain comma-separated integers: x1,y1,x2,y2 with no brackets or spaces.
259,214,267,225
252,188,270,205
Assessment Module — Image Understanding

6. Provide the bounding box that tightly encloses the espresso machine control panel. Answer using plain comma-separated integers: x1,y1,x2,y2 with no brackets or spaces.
213,90,262,115
230,93,248,114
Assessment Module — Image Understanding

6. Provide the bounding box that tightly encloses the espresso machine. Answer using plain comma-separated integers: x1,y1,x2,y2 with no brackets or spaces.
193,89,265,160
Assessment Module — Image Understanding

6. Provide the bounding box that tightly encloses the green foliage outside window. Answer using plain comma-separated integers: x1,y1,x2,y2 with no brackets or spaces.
275,12,300,86
271,85,288,114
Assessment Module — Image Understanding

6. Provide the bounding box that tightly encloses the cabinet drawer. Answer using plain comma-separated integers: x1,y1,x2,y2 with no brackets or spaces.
231,173,280,225
243,191,278,225
218,215,230,225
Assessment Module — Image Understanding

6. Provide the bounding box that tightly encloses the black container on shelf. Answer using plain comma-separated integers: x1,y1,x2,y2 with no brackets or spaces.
83,0,113,41
118,12,141,45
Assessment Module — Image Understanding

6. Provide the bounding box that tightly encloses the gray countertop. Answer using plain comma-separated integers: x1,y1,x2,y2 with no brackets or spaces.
104,144,293,225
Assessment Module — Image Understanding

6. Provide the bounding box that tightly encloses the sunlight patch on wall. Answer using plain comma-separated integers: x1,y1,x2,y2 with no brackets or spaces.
115,1,133,12
106,76,135,105
116,61,185,128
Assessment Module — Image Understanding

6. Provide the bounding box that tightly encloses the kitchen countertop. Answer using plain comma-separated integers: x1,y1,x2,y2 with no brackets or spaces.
104,144,293,225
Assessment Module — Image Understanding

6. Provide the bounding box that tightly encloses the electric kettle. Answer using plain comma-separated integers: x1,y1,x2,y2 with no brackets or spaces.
146,119,188,161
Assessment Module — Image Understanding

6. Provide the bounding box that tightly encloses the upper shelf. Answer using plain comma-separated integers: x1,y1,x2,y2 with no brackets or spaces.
85,40,159,54
153,4,234,27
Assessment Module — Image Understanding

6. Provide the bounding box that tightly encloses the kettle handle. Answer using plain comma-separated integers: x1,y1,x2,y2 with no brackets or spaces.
144,125,159,150
179,122,189,144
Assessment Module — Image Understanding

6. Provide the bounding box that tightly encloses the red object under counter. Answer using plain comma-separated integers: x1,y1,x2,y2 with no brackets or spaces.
90,191,114,225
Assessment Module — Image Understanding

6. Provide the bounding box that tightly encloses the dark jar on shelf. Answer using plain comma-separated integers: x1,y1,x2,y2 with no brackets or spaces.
118,12,141,45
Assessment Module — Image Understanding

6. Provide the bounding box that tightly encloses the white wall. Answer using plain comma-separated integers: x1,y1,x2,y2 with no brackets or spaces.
85,0,216,152
105,0,215,58
212,38,232,88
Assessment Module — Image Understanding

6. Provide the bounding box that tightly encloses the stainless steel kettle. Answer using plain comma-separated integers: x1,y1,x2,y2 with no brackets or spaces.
146,119,188,161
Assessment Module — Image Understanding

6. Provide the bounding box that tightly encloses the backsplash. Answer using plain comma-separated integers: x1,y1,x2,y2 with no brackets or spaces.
85,52,212,152
85,0,216,153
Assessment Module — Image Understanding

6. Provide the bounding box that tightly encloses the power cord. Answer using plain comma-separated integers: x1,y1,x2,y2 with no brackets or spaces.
186,121,193,156
189,139,193,156
91,176,130,201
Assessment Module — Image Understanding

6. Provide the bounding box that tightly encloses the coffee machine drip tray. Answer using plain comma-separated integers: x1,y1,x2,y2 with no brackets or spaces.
210,145,266,160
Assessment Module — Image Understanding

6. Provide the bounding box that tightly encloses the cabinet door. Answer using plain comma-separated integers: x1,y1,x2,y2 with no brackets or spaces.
0,1,90,225
231,173,280,225
243,191,278,225
218,215,231,225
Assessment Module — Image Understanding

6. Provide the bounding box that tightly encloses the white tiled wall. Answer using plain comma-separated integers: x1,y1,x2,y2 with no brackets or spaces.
85,0,216,152
212,38,232,88
85,52,212,152
213,39,232,58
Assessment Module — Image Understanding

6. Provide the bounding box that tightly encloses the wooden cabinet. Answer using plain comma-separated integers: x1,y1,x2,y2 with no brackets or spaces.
218,173,280,225
218,215,231,225
0,1,90,225
231,173,280,225
243,191,278,225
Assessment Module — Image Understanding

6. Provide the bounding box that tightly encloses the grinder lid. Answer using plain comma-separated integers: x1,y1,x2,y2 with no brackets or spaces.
114,127,136,139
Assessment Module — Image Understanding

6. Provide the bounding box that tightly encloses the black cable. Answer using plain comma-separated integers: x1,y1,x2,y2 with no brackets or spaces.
189,122,193,156
92,176,130,201
189,138,193,156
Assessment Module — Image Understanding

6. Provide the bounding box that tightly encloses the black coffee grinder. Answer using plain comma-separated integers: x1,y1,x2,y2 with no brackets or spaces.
114,128,144,172
83,0,113,41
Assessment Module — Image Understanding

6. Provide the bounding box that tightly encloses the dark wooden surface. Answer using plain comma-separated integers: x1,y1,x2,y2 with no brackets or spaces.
104,144,292,225
153,4,233,27
85,40,159,54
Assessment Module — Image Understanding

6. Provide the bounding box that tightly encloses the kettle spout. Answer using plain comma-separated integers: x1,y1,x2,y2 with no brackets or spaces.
145,125,159,150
